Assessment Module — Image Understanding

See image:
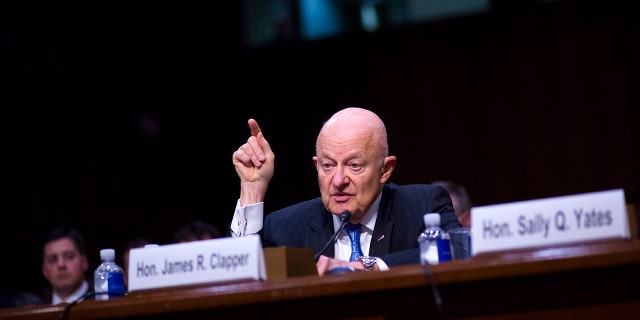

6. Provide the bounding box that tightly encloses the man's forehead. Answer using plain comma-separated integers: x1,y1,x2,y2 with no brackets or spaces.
45,238,77,254
316,147,366,161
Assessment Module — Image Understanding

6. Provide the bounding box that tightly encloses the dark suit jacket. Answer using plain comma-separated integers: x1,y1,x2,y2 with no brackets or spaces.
261,183,461,267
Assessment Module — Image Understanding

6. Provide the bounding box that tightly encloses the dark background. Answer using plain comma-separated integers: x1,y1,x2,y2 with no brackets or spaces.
1,0,638,299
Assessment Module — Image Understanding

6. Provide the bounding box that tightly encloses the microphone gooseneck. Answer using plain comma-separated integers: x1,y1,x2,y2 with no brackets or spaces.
314,210,351,261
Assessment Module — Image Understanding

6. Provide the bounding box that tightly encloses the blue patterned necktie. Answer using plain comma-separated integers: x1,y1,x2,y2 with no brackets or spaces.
344,223,364,262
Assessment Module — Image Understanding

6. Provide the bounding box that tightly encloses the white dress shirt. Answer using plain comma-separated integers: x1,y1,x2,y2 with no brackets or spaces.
52,280,89,305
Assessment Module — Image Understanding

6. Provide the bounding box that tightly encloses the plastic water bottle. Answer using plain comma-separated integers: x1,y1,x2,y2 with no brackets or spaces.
94,248,126,300
417,213,451,265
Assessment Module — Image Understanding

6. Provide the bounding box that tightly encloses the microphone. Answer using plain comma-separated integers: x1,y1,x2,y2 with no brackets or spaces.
314,210,351,261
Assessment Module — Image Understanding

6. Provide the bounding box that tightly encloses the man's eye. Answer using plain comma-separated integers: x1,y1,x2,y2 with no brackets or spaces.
64,252,77,260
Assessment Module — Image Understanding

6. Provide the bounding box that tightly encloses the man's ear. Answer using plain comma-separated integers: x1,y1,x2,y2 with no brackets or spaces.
42,264,50,281
380,156,396,183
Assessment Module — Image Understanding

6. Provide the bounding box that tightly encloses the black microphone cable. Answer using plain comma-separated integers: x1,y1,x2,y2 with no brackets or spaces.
56,290,125,320
57,290,93,320
314,210,351,261
422,263,445,320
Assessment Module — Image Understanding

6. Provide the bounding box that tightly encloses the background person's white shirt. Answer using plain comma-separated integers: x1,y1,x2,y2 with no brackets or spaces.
52,280,89,305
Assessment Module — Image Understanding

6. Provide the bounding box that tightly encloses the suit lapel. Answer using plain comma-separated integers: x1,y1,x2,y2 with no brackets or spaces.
370,184,393,256
305,211,335,257
370,220,393,256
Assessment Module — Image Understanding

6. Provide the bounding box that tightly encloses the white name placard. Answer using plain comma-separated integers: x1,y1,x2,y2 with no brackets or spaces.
470,189,629,256
127,235,266,292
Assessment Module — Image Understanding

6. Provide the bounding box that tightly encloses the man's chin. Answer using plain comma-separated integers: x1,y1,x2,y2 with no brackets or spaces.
331,207,354,217
55,280,79,291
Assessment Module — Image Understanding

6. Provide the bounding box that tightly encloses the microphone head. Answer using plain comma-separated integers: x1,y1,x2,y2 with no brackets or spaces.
339,210,351,223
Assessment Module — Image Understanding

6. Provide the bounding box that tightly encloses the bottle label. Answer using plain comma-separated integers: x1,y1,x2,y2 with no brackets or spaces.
107,273,126,298
436,238,452,262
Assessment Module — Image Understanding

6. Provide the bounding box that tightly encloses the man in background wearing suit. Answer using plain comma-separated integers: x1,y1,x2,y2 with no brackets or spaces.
41,227,90,304
432,180,473,228
229,107,461,275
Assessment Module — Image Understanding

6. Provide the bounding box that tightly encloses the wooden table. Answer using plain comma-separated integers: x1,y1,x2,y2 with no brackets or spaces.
2,238,639,320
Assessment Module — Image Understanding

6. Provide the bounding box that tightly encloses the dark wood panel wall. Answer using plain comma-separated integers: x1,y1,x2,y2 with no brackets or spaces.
240,0,639,212
1,0,638,302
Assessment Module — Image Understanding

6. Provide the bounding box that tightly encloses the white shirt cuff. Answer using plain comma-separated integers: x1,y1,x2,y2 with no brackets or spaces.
230,199,264,237
376,258,389,271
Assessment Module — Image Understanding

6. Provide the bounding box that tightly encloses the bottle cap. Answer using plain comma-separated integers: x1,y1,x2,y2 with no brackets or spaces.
100,248,116,261
423,213,441,226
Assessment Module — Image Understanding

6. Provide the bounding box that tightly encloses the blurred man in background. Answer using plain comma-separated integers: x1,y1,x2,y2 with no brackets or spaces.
41,227,90,304
432,180,473,228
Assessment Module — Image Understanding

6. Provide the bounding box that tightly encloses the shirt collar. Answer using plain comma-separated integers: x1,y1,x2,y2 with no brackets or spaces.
52,280,89,305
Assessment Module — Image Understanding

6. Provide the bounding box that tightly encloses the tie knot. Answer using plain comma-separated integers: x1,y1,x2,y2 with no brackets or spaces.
344,223,362,232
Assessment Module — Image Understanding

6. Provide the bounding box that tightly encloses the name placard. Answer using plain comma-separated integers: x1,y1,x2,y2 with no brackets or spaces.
127,235,266,292
470,189,629,256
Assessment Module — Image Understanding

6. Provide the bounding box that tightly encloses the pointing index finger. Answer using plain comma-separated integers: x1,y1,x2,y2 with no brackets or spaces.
248,118,261,137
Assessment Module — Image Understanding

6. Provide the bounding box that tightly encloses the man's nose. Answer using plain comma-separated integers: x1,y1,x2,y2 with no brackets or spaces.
332,167,349,186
